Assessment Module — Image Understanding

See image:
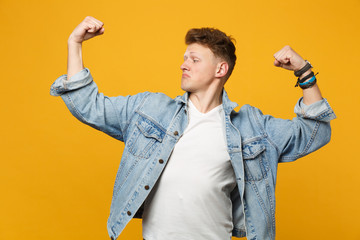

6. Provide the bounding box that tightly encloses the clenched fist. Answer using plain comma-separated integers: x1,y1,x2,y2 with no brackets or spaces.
273,45,307,72
68,16,105,44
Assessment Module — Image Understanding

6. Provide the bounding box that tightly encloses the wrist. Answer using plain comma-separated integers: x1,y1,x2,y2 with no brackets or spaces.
294,60,312,77
67,41,83,53
68,35,83,46
68,40,82,46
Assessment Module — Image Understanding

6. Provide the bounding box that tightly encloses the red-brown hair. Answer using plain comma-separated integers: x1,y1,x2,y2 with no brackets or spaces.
185,28,236,80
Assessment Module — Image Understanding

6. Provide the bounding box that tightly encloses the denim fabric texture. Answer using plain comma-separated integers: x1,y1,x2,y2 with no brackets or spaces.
50,68,336,240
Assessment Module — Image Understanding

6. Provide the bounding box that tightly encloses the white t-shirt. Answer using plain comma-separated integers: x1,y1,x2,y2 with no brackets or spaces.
142,99,237,240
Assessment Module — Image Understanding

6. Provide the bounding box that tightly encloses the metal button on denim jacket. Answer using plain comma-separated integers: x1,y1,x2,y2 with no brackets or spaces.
50,68,336,240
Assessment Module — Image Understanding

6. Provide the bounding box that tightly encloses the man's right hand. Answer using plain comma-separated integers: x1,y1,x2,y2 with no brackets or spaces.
68,16,104,44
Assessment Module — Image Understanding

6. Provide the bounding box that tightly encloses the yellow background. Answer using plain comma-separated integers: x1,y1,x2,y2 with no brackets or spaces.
1,0,359,239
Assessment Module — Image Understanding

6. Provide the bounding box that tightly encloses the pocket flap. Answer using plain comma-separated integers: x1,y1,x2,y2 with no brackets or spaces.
136,117,165,142
242,141,265,159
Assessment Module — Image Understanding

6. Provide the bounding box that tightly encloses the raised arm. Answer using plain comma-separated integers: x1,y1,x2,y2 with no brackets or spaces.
67,16,105,79
253,46,337,162
50,17,148,142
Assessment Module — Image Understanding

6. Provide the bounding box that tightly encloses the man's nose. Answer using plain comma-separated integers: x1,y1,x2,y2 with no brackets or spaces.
180,61,189,71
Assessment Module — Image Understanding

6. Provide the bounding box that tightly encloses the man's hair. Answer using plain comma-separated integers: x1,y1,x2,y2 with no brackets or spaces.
185,27,237,80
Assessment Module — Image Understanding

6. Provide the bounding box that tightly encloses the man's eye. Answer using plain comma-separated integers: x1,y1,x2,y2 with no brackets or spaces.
193,59,199,62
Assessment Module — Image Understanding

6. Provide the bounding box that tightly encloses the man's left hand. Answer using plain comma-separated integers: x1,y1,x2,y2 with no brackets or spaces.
273,45,306,71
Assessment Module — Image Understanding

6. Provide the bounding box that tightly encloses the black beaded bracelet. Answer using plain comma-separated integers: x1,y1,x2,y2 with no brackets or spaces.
294,60,313,77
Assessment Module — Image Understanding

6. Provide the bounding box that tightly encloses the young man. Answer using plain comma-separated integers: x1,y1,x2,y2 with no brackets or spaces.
50,16,336,240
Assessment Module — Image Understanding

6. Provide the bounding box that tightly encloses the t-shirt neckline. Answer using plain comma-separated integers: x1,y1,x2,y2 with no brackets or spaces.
188,99,223,117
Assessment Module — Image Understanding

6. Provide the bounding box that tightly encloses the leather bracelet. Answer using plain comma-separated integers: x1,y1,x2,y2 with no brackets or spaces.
299,76,317,89
295,71,315,87
294,60,313,77
299,71,314,82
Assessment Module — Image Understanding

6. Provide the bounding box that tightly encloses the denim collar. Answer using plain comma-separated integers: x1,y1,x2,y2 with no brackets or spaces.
174,88,238,115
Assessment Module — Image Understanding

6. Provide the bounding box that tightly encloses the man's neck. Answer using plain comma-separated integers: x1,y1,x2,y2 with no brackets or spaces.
188,85,224,114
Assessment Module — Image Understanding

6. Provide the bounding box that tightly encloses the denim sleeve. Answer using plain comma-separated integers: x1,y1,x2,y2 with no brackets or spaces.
50,68,149,142
255,97,336,162
50,68,93,96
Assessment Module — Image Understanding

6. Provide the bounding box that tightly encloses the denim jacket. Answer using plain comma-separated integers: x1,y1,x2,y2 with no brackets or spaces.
50,68,336,240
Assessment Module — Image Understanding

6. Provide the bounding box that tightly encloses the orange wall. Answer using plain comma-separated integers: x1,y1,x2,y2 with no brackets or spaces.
1,0,359,239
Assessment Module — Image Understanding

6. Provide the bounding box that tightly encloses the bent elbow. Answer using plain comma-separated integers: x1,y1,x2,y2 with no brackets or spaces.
317,121,332,147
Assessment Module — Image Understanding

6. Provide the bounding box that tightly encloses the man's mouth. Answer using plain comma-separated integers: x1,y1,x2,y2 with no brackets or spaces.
182,73,190,78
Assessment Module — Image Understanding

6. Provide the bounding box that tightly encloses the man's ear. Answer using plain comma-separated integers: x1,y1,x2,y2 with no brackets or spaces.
215,61,229,79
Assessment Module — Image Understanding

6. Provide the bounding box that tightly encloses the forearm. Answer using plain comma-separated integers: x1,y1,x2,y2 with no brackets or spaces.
298,69,323,105
67,41,84,80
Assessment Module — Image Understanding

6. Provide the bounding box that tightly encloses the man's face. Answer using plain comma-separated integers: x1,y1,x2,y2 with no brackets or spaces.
180,43,220,93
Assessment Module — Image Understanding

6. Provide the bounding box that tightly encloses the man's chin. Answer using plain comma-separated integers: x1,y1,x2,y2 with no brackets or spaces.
180,84,191,93
181,80,196,93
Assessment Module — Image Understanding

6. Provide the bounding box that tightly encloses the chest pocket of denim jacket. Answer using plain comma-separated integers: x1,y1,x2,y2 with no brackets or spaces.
127,116,165,159
242,139,268,181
